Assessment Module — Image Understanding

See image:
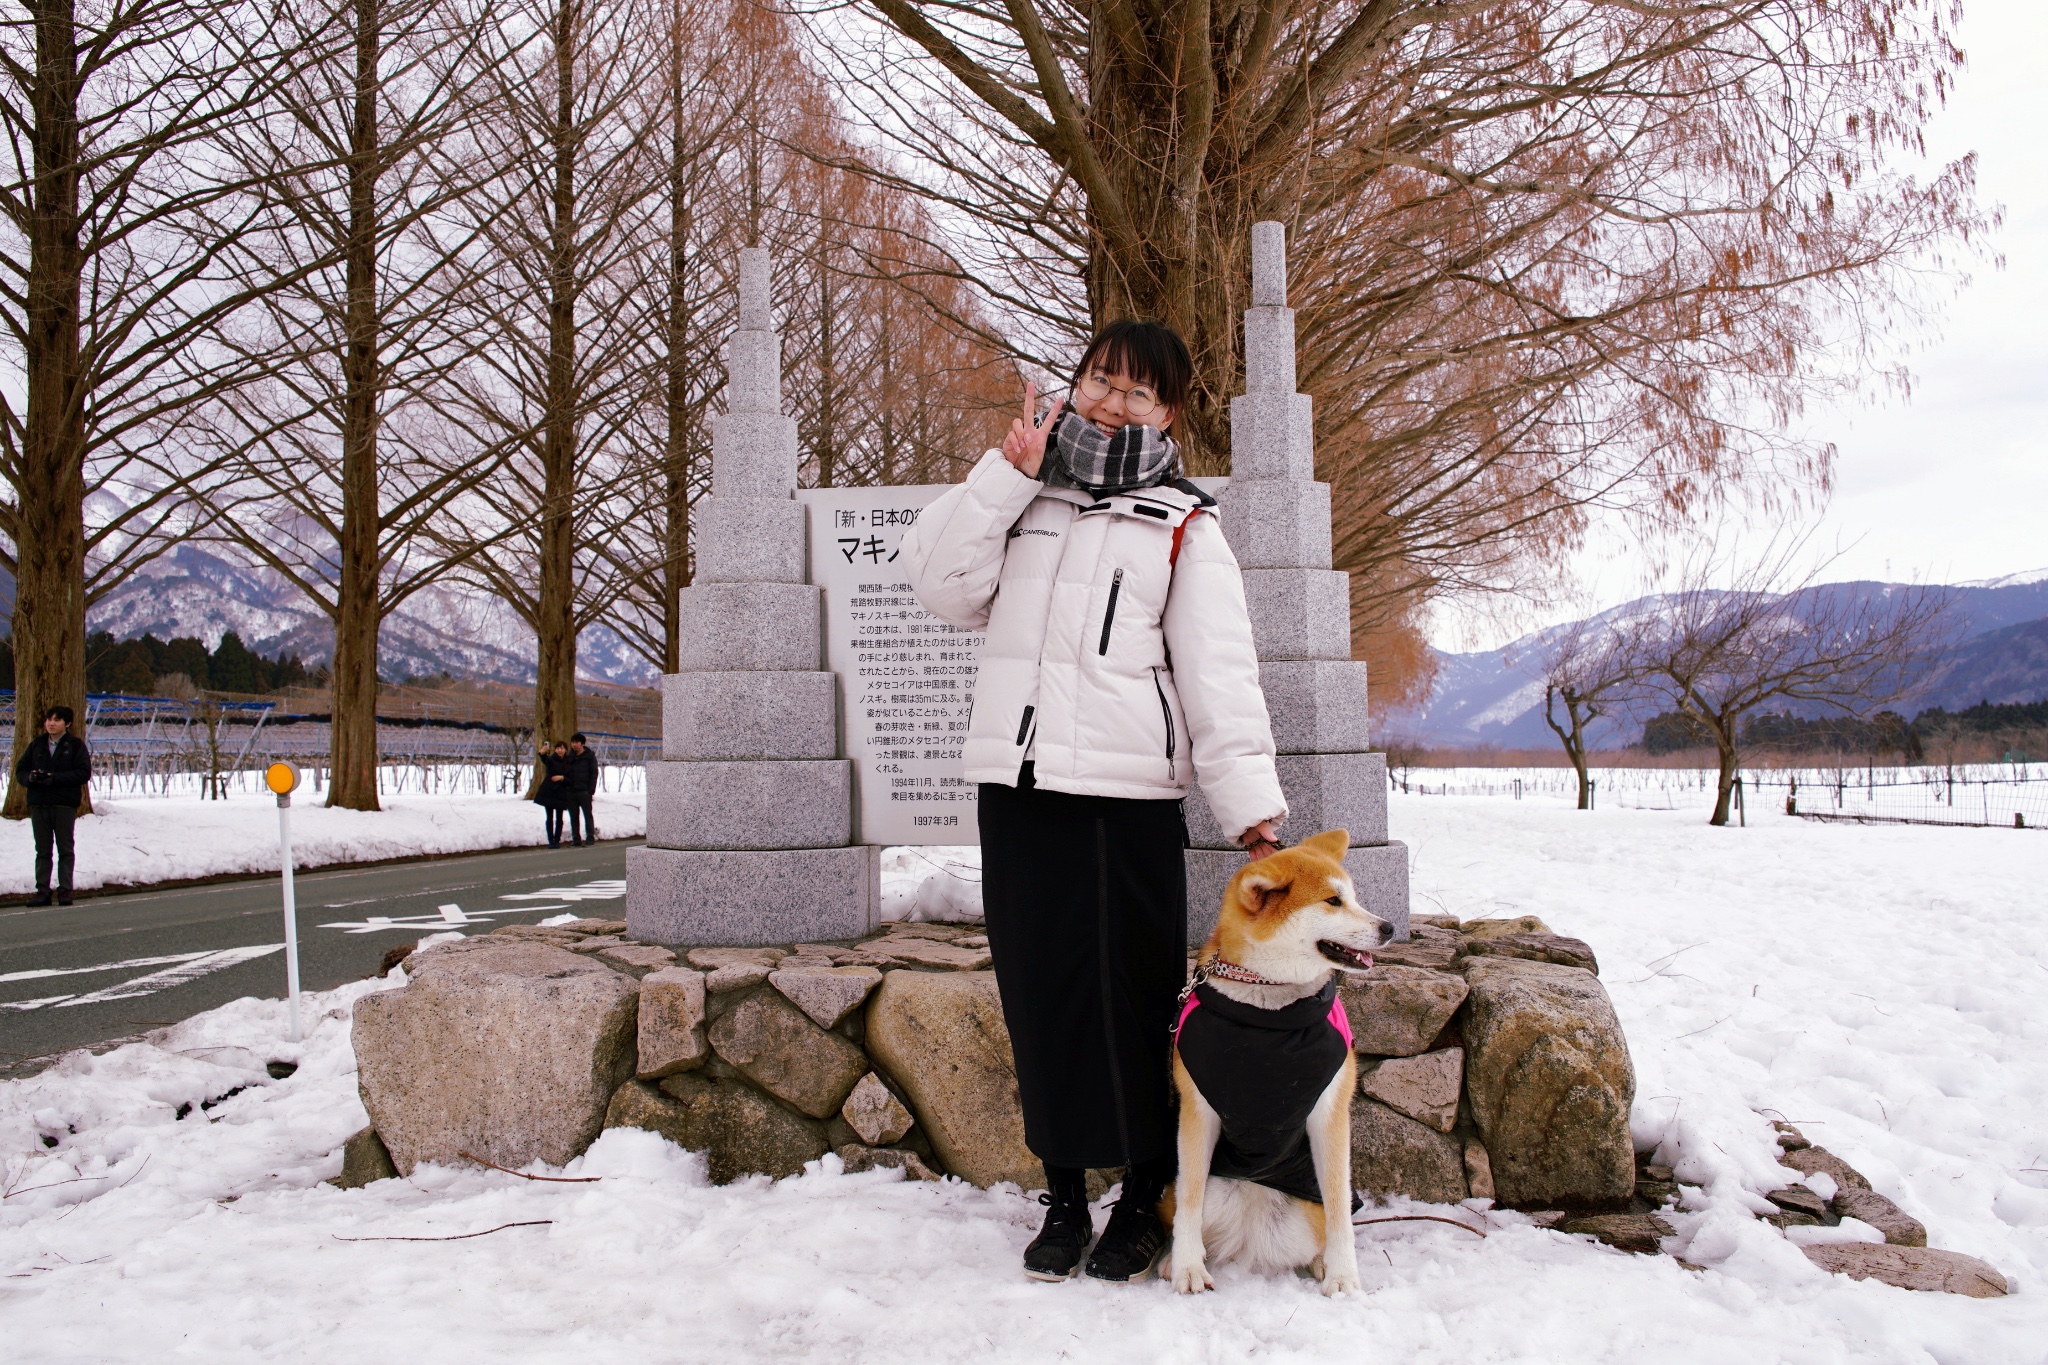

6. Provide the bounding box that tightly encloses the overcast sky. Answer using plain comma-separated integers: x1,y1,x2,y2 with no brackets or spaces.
1431,0,2048,652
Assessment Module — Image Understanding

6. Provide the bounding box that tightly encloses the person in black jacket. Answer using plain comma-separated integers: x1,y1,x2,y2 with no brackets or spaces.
16,705,91,906
565,733,598,847
539,740,571,847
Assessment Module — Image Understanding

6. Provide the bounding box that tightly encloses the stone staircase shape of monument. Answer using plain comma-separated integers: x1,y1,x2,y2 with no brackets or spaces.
627,224,1409,947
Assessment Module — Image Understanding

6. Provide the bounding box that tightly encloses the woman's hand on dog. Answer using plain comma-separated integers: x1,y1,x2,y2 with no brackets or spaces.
1001,379,1063,477
1240,820,1282,860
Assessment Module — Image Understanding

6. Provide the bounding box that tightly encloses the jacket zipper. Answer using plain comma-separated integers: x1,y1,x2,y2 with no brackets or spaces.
1097,568,1123,655
1014,704,1035,747
1153,668,1176,779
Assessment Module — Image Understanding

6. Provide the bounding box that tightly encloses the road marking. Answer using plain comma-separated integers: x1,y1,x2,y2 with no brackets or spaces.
317,912,501,934
438,904,471,924
0,951,214,985
0,944,285,1012
500,879,626,903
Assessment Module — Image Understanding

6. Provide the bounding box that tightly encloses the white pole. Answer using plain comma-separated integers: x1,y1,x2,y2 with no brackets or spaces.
278,792,302,1043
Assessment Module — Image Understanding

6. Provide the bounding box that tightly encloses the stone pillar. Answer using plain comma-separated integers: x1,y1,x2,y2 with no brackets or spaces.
1183,221,1411,943
626,249,877,945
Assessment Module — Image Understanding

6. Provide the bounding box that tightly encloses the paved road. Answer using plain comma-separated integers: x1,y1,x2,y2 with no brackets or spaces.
0,839,639,1076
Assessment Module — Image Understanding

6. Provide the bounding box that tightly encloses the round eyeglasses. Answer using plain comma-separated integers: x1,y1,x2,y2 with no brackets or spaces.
1076,370,1164,420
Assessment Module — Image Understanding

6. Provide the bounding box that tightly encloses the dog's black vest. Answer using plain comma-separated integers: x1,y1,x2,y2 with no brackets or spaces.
1174,977,1355,1206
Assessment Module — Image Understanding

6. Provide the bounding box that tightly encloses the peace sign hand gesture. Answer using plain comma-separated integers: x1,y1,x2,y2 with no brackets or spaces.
1000,380,1064,478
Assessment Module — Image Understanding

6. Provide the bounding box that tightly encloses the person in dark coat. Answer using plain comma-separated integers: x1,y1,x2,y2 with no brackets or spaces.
16,705,92,906
565,733,598,846
539,741,571,847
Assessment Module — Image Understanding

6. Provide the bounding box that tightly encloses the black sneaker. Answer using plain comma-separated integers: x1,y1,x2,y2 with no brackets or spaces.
56,892,73,906
1085,1197,1168,1282
1022,1192,1094,1281
25,891,51,907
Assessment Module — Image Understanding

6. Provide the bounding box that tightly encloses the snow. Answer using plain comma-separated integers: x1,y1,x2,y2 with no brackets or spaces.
2,784,648,895
3,794,2044,1360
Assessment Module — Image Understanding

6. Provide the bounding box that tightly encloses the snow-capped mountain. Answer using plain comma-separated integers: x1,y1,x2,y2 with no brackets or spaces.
76,545,659,688
1379,573,2048,748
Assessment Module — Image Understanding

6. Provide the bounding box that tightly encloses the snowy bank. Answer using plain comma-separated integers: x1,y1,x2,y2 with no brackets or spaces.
0,788,648,895
0,795,2042,1361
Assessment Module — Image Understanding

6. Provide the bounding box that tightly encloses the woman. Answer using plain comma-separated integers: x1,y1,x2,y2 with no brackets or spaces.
540,741,572,848
903,320,1286,1283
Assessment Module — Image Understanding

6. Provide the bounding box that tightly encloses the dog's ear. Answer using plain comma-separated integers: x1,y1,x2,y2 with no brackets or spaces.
1234,865,1293,918
1298,829,1351,862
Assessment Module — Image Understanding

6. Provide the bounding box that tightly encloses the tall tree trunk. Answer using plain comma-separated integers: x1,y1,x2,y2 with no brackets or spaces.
658,4,690,674
1711,731,1740,827
329,0,385,811
532,0,580,744
6,0,90,821
814,247,837,487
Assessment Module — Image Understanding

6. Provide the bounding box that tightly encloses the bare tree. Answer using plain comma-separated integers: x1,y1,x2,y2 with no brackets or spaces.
201,0,518,811
817,0,1987,689
435,0,666,745
1624,542,1955,825
1535,617,1641,810
0,0,345,817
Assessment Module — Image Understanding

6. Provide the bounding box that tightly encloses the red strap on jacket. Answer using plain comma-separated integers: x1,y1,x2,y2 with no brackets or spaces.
1169,510,1206,568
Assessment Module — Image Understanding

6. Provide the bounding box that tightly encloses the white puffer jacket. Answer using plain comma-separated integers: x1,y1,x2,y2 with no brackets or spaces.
901,449,1287,842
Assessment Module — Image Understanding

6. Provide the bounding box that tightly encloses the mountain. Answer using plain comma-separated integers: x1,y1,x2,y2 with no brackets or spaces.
1379,573,2048,748
62,545,658,688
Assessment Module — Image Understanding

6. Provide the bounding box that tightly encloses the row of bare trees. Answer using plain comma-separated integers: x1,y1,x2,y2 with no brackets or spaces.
1538,543,1955,824
0,0,1014,814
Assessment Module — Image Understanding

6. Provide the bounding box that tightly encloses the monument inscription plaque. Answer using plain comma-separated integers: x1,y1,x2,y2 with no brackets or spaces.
797,485,983,846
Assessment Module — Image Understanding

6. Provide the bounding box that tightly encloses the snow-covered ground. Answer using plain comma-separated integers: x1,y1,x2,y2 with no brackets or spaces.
2,795,2043,1361
0,786,649,896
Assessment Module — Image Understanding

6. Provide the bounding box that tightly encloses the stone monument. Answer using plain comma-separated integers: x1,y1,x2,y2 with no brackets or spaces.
1181,221,1409,940
629,224,1408,948
627,247,879,946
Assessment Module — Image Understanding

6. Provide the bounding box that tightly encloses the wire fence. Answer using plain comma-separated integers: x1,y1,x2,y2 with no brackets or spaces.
2,690,658,800
1387,761,2047,830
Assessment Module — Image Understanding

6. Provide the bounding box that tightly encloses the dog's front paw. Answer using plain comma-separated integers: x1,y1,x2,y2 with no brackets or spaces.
1320,1264,1362,1296
1167,1253,1214,1294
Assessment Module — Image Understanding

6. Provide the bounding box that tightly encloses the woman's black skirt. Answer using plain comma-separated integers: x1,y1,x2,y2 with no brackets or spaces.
977,769,1188,1170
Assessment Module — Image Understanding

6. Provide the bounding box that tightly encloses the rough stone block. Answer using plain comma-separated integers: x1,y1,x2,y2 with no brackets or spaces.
1351,1095,1467,1204
1357,1048,1463,1133
770,965,883,1029
1185,842,1408,946
1258,659,1372,754
708,989,869,1119
724,331,782,413
1219,478,1331,569
837,1144,939,1180
1802,1243,2009,1297
1339,964,1466,1057
594,943,676,978
693,496,807,585
737,247,773,328
1228,391,1315,482
1373,923,1463,970
351,938,640,1176
1184,751,1387,850
636,966,708,1079
1242,306,1298,395
662,671,838,761
711,411,799,497
1558,1213,1673,1255
605,1076,828,1184
864,970,1040,1190
675,582,822,672
627,844,879,946
1241,567,1353,661
330,1127,398,1188
644,759,852,850
841,1072,915,1146
1458,933,1600,975
1831,1188,1927,1247
1780,1145,1872,1192
1462,957,1636,1210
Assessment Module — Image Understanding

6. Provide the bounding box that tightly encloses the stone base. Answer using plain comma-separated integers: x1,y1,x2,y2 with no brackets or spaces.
644,759,852,849
1185,841,1408,946
662,671,838,761
627,844,880,945
1185,751,1388,849
1240,567,1352,661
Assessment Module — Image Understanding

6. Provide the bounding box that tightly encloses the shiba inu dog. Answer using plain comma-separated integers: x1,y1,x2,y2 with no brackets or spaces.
1162,829,1393,1295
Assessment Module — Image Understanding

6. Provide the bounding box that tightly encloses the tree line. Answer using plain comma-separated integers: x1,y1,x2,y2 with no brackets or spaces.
2,0,1986,817
0,0,1014,815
